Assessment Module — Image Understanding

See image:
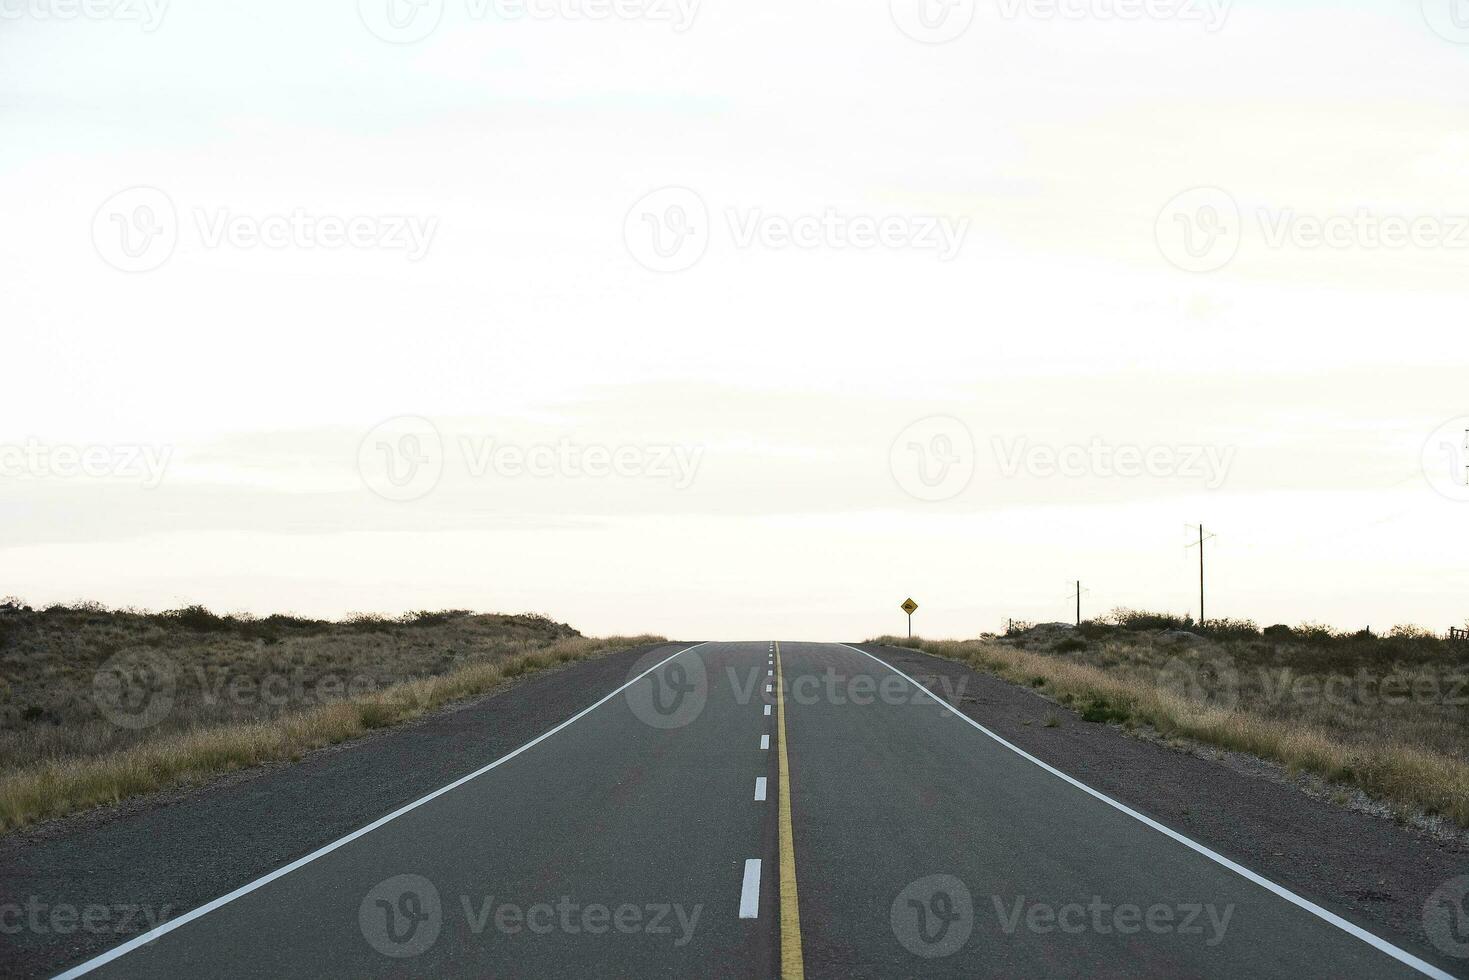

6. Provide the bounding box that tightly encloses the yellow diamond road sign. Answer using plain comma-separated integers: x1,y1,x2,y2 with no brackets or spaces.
901,598,918,615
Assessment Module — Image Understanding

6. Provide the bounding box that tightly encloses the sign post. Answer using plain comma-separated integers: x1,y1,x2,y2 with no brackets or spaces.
900,598,918,638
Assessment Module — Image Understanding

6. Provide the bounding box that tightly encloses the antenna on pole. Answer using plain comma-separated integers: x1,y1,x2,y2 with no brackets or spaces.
1185,524,1217,624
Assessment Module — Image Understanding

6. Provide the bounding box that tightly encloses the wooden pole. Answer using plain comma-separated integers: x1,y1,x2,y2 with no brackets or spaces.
1198,524,1205,625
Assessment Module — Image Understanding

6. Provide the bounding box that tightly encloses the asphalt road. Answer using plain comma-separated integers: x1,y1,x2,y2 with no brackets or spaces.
46,641,1461,979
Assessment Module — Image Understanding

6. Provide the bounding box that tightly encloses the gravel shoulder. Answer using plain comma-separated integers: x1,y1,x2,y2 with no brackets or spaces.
855,642,1468,972
0,641,677,979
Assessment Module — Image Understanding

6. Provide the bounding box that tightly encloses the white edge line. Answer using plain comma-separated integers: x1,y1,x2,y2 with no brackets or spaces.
761,734,770,750
763,704,772,716
754,776,768,801
739,858,762,918
836,643,1456,980
52,641,710,980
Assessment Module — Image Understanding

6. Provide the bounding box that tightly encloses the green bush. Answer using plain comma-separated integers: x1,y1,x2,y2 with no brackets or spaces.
1109,608,1191,631
158,605,234,633
399,610,473,627
1199,618,1260,641
1080,698,1130,724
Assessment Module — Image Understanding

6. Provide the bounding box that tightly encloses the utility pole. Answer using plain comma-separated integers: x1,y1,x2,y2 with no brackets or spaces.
1186,524,1216,625
1064,581,1089,626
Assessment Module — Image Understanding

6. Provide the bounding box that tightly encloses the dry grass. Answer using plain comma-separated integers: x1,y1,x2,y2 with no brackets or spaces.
872,628,1469,830
0,601,662,833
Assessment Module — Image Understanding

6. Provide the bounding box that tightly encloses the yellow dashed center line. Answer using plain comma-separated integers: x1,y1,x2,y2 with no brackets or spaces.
774,641,805,979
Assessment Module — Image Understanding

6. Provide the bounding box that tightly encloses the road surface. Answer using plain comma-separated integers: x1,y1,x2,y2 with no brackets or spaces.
50,642,1459,979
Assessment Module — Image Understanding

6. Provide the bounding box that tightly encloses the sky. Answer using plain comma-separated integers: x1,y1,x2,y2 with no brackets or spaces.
1,0,1466,640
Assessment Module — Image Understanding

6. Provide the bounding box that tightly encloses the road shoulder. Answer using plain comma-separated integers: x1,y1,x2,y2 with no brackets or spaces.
0,641,675,979
852,642,1468,973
